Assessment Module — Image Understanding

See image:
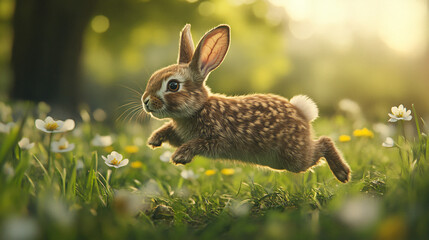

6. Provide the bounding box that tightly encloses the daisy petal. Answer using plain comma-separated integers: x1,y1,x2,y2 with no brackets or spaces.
35,119,45,130
68,143,75,151
119,159,129,167
55,120,64,130
62,119,75,131
45,116,54,122
113,152,122,161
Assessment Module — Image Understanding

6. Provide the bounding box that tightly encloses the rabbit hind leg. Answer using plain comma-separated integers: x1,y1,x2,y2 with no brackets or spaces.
312,137,351,183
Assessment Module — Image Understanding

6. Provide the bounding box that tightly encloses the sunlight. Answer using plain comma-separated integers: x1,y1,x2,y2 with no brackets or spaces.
272,0,312,21
270,0,428,57
378,0,427,56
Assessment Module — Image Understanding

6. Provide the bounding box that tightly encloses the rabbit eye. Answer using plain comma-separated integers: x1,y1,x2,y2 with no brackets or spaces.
167,80,180,92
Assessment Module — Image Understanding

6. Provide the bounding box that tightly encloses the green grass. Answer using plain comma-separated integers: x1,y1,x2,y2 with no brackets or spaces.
0,102,428,240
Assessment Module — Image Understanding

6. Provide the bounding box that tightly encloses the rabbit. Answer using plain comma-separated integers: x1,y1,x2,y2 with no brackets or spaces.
142,24,351,183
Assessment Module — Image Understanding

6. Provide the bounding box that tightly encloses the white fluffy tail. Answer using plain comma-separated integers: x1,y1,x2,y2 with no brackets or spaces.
290,95,319,122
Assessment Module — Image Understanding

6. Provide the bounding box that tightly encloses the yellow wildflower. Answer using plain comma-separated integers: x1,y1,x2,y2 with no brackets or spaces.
221,168,235,176
131,161,143,169
376,216,407,240
104,146,114,153
353,128,374,138
125,145,139,154
205,169,216,176
339,135,351,142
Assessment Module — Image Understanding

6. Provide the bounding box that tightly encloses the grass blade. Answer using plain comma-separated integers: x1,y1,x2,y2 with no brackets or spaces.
0,126,21,172
67,157,77,199
412,104,421,139
33,155,50,182
12,150,31,186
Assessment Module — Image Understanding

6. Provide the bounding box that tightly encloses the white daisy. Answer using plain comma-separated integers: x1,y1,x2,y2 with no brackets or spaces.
102,151,129,168
338,99,361,115
91,134,113,147
388,104,412,122
0,122,15,134
51,137,75,153
35,116,75,133
18,137,35,150
382,137,395,148
160,151,172,162
180,169,198,180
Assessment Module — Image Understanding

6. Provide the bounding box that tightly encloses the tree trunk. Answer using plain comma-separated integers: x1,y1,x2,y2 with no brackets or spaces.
10,0,97,115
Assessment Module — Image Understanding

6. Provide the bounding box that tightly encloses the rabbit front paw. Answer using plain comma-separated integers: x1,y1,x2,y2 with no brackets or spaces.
171,146,194,165
147,134,163,148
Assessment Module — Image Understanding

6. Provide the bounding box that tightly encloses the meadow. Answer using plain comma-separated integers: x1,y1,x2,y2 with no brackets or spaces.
0,100,428,240
1,0,428,239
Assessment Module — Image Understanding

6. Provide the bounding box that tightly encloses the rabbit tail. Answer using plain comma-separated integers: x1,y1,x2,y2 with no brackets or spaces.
290,95,319,122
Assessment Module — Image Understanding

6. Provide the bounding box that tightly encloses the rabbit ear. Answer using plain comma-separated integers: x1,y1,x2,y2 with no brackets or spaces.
178,24,194,64
190,25,230,80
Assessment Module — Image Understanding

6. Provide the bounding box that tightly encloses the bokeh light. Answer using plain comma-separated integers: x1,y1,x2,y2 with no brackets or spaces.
91,15,110,34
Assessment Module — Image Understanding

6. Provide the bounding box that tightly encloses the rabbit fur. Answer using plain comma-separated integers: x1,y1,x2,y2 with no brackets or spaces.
142,24,351,183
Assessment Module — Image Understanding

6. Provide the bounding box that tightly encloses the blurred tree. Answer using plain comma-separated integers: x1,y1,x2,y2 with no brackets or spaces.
10,0,97,114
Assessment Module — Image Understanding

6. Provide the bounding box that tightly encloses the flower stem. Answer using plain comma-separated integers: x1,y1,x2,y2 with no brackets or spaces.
47,132,53,176
399,121,406,142
110,168,117,187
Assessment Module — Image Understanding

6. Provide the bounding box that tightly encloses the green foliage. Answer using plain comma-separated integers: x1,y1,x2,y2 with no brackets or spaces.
1,0,429,118
0,101,428,239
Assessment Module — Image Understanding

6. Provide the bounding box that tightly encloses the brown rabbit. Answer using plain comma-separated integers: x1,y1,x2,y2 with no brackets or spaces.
142,24,351,183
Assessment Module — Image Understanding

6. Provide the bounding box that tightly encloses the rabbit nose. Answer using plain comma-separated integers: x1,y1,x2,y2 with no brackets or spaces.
142,96,150,108
143,99,151,110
